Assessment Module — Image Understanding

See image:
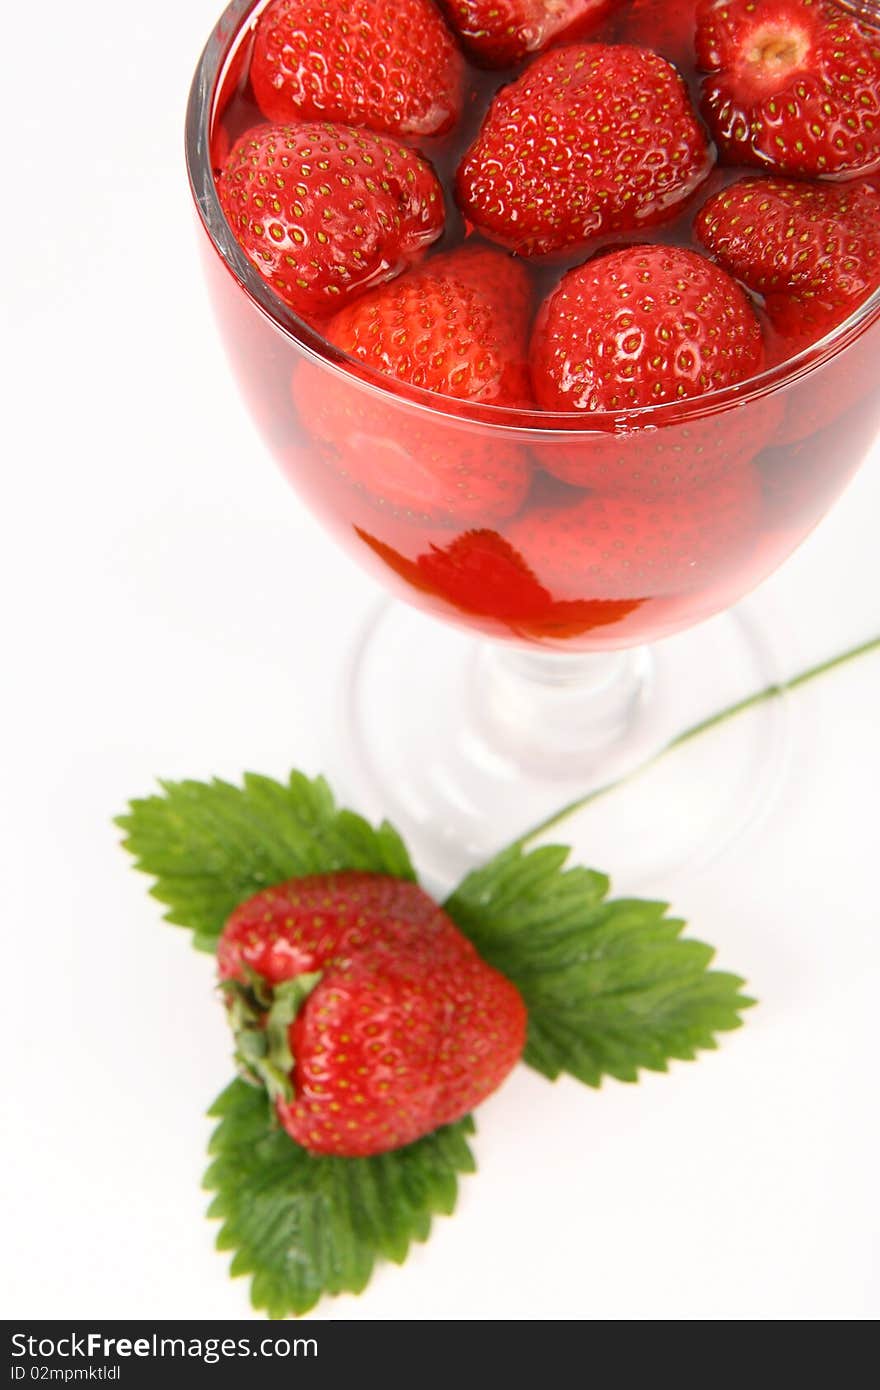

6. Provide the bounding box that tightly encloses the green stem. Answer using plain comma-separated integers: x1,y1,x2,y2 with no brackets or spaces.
512,634,880,851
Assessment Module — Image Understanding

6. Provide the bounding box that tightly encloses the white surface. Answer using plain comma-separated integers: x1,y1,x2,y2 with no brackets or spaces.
2,0,879,1323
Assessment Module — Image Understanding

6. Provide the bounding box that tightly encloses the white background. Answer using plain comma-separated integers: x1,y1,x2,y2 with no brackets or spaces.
2,0,879,1322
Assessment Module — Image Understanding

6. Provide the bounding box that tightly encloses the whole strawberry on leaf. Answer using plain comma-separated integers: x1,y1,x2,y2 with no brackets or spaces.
218,123,444,321
696,0,880,177
218,872,527,1157
250,0,464,138
695,176,880,346
456,43,712,257
437,0,616,68
118,770,752,1319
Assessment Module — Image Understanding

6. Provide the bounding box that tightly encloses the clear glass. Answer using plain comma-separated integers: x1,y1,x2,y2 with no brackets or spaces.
186,0,880,883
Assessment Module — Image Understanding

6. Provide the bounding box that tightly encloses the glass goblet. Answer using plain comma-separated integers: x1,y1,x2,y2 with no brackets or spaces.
186,0,880,885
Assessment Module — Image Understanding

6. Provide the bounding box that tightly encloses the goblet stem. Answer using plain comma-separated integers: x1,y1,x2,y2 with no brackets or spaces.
470,644,653,777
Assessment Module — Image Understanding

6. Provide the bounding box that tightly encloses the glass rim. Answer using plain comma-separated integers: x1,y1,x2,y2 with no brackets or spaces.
185,0,880,437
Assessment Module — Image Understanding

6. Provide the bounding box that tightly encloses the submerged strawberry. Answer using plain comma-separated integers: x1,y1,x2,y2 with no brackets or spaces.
506,469,763,599
250,0,464,138
292,248,533,523
528,245,768,490
695,176,880,344
456,43,712,257
437,0,615,67
696,0,880,177
218,872,527,1158
218,123,444,319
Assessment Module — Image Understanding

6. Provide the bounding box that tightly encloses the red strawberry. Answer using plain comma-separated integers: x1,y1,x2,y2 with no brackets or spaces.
616,0,699,70
218,123,444,320
531,246,764,411
529,245,768,491
420,243,535,347
696,0,880,177
695,177,880,346
437,0,616,68
218,872,527,1158
250,0,464,138
505,468,763,599
217,872,464,982
325,259,533,406
292,254,533,523
456,44,712,257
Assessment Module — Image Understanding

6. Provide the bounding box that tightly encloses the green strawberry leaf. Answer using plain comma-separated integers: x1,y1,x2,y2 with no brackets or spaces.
444,844,753,1086
204,1080,476,1319
115,771,415,952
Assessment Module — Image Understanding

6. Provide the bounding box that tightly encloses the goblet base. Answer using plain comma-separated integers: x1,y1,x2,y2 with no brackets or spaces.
336,601,790,893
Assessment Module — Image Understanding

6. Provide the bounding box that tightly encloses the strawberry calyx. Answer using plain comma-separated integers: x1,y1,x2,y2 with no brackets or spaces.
222,968,322,1103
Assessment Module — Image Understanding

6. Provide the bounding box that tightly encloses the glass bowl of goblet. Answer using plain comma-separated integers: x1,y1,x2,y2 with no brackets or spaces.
186,0,880,885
